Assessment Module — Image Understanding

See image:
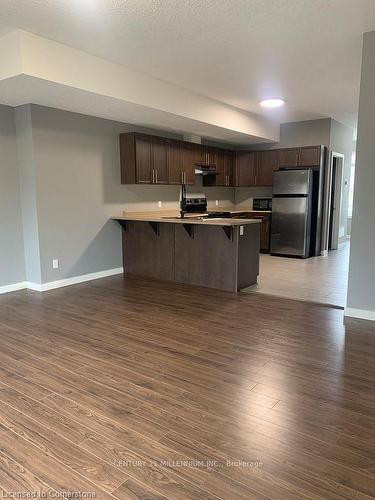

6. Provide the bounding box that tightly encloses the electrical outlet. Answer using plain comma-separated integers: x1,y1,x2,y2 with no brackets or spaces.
52,259,59,269
158,201,162,208
215,200,219,206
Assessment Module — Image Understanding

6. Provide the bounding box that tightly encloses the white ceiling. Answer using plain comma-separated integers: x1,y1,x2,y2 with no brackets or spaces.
0,0,374,129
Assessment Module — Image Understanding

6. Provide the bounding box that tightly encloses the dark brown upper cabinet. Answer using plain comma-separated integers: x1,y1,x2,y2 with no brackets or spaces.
120,132,324,186
151,137,168,184
216,150,234,187
192,144,218,167
120,133,169,185
133,135,152,183
279,146,322,168
167,140,195,185
299,146,322,167
278,148,299,168
167,140,183,185
235,152,256,186
192,144,206,165
206,147,218,167
182,143,195,185
255,150,279,186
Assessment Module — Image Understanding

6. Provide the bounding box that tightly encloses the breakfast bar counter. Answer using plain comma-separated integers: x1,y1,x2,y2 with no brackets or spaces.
113,212,261,292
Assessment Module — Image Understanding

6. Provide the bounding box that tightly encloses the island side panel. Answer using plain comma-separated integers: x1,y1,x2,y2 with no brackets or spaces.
122,221,175,280
174,224,238,291
237,222,260,290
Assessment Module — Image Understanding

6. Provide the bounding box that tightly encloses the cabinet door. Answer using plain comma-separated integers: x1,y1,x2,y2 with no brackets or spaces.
235,152,256,186
152,139,168,184
256,150,279,186
206,147,218,166
135,136,152,183
182,144,195,185
226,151,235,186
192,144,206,165
279,148,300,168
215,150,227,186
213,150,234,186
167,141,183,184
120,133,136,184
299,146,321,167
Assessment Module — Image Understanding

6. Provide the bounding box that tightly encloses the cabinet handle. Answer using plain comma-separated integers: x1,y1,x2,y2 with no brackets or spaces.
152,169,155,184
155,169,158,184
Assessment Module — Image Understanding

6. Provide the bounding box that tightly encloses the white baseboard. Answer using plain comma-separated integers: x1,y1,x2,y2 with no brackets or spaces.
345,307,375,322
0,282,27,295
0,269,124,296
26,267,124,292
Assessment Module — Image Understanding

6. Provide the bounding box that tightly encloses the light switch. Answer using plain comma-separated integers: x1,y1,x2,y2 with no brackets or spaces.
240,226,244,236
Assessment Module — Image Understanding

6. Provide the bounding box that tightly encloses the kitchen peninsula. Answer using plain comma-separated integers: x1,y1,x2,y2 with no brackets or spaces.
113,213,260,292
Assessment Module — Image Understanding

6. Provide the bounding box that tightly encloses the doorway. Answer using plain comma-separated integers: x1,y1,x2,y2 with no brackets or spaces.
327,153,344,251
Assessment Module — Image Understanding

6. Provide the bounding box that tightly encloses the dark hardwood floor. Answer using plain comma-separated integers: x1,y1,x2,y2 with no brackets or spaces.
0,275,375,499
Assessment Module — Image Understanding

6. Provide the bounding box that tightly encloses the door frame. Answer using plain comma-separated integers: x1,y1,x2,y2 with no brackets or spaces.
322,151,344,254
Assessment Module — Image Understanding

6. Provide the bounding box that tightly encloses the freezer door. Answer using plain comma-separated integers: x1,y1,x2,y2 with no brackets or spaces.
270,197,311,257
273,169,312,196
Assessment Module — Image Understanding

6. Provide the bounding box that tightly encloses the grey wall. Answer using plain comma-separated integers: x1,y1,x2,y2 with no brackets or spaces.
243,119,332,150
15,105,42,284
0,105,25,287
347,31,375,316
25,105,235,284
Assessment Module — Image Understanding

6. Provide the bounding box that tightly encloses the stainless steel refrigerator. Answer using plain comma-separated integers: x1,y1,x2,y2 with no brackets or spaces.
270,169,313,258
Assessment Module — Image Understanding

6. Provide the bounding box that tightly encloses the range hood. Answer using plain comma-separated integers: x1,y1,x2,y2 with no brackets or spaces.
194,165,218,176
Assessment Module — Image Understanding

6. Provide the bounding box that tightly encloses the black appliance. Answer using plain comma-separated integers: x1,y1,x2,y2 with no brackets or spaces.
180,184,207,218
253,198,272,211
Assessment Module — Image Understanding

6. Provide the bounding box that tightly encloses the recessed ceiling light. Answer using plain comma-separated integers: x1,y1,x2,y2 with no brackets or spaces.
260,98,285,108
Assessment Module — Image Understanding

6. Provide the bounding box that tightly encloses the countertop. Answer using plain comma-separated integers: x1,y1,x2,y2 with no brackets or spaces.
112,210,261,227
